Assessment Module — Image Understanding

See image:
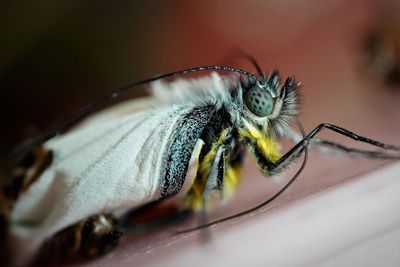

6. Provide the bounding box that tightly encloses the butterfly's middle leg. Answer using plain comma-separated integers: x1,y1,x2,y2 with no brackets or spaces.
185,127,244,212
184,127,245,234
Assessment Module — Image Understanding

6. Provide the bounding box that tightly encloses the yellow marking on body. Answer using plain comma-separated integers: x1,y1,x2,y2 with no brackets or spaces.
186,120,280,211
222,163,242,199
239,120,280,163
185,128,233,211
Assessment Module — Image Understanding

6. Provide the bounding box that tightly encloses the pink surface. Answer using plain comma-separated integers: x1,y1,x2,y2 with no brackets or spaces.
81,163,399,267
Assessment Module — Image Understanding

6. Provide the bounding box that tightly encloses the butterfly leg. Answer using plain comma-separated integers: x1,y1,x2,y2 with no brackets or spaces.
184,127,246,233
185,128,229,210
284,126,400,160
35,214,123,262
250,123,400,176
310,139,400,159
199,146,226,240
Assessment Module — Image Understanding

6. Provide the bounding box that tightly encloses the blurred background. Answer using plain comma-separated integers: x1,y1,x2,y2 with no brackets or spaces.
0,0,399,162
1,1,399,266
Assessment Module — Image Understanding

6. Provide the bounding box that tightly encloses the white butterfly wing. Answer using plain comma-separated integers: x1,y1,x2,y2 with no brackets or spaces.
10,102,194,256
10,73,228,262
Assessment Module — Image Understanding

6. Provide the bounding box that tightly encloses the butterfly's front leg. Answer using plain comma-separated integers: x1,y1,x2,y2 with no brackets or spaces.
246,123,400,177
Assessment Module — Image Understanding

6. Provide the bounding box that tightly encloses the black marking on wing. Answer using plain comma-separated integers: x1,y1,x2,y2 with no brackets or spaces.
161,105,216,197
216,152,225,190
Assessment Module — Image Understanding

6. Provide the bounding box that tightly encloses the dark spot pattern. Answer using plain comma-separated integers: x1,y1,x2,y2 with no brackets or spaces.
161,106,215,197
244,87,274,117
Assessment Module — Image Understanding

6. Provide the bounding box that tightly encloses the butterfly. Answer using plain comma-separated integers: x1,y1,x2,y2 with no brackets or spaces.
2,56,399,265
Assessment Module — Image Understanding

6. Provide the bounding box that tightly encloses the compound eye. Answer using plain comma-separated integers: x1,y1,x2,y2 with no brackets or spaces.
244,86,274,117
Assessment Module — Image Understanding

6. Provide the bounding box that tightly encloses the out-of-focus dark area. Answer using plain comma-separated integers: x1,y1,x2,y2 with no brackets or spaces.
0,0,399,162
